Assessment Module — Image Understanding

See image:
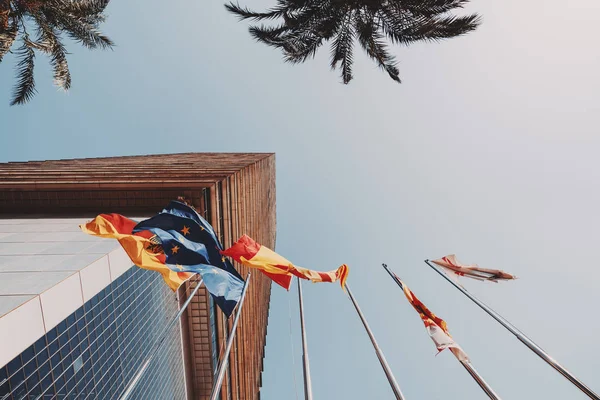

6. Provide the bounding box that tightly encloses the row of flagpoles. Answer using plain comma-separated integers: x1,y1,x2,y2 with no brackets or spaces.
293,261,599,400
79,199,599,400
424,260,599,399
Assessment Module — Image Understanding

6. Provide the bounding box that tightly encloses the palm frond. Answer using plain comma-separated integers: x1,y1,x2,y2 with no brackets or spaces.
61,0,110,17
282,32,323,63
64,19,113,49
10,40,36,106
330,11,354,84
41,4,113,49
249,24,290,47
0,22,18,62
229,0,481,84
356,14,400,82
399,0,471,17
4,0,113,104
50,34,71,90
34,14,71,90
416,14,481,40
225,3,288,21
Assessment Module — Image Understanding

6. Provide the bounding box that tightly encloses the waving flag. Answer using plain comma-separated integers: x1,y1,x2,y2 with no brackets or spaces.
398,276,468,361
432,255,517,282
80,214,193,290
81,200,245,317
221,234,349,290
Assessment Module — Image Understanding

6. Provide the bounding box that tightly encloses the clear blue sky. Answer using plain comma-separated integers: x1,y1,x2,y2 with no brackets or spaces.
1,0,600,398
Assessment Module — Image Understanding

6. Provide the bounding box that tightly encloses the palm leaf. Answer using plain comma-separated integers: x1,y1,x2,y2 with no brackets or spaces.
225,3,288,21
229,0,481,84
0,22,18,62
61,0,110,17
10,40,36,106
330,10,355,84
64,19,113,49
355,14,400,82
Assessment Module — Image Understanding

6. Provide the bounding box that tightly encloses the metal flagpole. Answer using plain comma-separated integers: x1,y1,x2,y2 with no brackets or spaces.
120,278,204,400
297,277,314,400
460,360,501,400
382,264,501,399
209,273,251,400
425,259,600,400
345,283,407,400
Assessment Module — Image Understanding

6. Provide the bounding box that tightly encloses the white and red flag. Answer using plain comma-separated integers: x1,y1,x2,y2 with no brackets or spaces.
432,255,517,282
399,277,469,361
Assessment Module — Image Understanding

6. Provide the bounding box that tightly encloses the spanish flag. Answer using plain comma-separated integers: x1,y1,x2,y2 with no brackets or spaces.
80,213,193,290
398,276,468,361
432,255,517,282
221,234,349,290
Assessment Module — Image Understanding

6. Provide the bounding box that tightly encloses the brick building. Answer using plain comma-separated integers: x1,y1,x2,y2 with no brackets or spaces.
0,153,276,400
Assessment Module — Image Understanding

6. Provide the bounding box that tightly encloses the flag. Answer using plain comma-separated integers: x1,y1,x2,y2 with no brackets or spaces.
132,200,245,316
80,213,193,290
432,255,517,282
398,276,469,361
221,234,349,290
81,200,245,317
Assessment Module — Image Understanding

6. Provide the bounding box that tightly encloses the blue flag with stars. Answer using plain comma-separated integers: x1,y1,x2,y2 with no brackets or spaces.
132,200,244,317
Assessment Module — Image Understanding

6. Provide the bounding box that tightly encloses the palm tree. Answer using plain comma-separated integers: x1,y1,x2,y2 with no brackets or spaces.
226,0,480,83
0,0,113,105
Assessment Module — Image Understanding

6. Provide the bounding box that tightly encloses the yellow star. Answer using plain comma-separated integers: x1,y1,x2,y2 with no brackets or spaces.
175,264,183,271
181,226,190,236
200,226,205,231
221,256,226,263
172,245,180,254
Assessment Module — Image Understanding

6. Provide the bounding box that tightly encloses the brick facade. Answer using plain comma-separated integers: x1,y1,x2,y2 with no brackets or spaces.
0,153,276,400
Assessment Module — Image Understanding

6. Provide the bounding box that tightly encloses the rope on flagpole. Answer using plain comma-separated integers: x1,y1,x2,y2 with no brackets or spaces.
119,277,204,400
425,259,600,400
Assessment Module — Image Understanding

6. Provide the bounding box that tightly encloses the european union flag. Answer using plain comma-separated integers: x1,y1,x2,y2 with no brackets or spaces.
133,200,244,317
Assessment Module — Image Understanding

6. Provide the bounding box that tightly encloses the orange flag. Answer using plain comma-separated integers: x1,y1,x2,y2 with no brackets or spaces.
221,234,349,290
399,277,468,361
80,214,193,290
432,255,517,282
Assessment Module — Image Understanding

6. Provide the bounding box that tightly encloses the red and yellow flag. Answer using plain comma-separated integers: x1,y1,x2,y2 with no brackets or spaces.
80,214,193,290
400,278,468,361
221,234,349,290
432,255,517,282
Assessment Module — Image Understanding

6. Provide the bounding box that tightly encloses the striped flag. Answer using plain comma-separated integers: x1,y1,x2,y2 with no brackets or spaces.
80,213,193,290
399,277,468,361
81,201,246,317
221,234,349,290
432,255,517,282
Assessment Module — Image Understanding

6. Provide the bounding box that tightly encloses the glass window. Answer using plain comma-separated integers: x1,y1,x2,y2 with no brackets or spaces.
22,359,36,380
0,380,9,398
8,368,25,398
35,347,49,368
24,369,40,391
0,367,9,397
57,321,67,335
6,356,21,376
37,360,50,383
3,267,187,399
40,374,55,396
66,313,76,328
